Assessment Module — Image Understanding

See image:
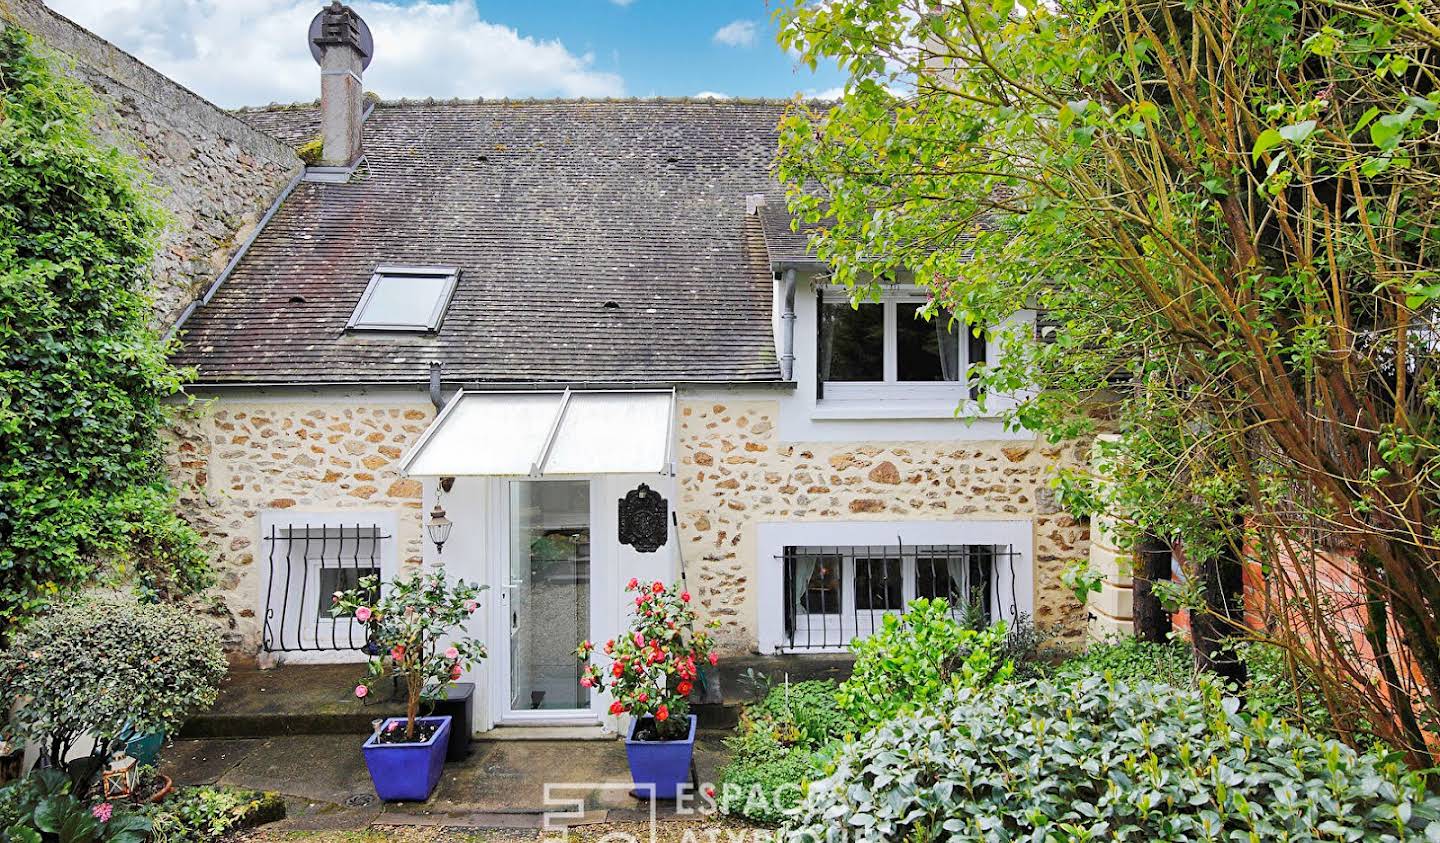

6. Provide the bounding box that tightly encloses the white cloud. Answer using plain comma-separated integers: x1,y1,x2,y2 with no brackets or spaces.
712,19,757,48
692,91,731,99
809,87,845,100
43,0,625,108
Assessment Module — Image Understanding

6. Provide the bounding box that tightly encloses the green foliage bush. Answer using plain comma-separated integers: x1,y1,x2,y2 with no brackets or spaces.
0,769,150,843
0,26,209,635
1050,635,1194,688
0,594,226,765
836,599,1012,731
788,675,1440,842
719,679,849,825
143,786,285,843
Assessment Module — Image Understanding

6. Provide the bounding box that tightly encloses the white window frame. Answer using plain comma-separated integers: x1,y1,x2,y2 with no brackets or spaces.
347,265,460,332
756,520,1034,654
819,286,971,401
788,551,967,645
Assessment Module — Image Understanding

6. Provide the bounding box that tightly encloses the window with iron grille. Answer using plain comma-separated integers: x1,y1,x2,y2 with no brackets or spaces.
779,543,1013,651
260,518,394,654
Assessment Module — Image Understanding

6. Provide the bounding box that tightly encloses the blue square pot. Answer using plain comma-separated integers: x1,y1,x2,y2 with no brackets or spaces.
361,716,451,802
623,715,697,800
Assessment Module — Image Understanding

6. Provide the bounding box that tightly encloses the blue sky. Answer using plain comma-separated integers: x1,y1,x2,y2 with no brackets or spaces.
45,0,847,109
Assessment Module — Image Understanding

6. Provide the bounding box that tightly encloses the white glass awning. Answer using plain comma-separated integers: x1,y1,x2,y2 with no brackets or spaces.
400,389,676,477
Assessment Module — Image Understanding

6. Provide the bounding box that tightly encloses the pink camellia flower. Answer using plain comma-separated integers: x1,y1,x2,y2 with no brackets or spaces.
386,720,399,733
708,652,719,667
450,664,463,680
444,646,459,660
580,677,593,688
354,606,372,622
355,684,369,699
634,595,644,606
390,645,406,661
637,692,648,703
681,591,691,603
463,599,478,613
627,577,639,590
91,803,112,823
633,632,645,647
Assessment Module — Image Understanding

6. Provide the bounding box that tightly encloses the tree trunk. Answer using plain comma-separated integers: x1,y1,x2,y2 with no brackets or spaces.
1192,538,1247,688
1133,536,1173,643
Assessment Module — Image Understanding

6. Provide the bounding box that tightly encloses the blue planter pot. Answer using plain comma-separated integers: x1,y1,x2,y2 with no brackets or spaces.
361,716,451,802
624,715,697,799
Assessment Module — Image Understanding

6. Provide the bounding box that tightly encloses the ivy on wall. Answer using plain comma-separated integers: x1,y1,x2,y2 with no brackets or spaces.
0,25,211,636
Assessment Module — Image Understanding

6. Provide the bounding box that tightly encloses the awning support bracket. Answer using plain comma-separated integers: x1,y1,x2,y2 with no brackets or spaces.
528,387,573,478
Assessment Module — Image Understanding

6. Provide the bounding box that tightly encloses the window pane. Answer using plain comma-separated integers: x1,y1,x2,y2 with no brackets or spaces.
915,557,957,602
355,273,449,328
819,302,884,381
319,567,379,616
896,305,961,382
854,557,902,610
798,555,842,615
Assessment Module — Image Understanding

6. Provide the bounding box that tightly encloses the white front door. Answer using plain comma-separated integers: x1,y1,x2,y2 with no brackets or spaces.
499,479,595,721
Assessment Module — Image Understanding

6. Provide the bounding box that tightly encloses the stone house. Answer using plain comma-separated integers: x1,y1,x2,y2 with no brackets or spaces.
17,1,1090,734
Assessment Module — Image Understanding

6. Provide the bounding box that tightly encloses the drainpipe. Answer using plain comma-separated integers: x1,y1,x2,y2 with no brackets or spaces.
428,361,443,410
779,269,798,381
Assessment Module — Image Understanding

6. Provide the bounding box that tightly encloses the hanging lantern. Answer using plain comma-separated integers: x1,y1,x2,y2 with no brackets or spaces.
427,503,453,555
101,751,139,800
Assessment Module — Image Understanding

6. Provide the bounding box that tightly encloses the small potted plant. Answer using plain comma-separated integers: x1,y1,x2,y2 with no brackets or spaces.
333,566,486,802
577,579,718,799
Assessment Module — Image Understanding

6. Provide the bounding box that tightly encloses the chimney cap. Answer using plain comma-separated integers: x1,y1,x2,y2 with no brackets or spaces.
308,2,373,70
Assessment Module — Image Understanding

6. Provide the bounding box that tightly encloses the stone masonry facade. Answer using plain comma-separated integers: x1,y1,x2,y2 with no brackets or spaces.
675,399,1090,652
167,397,435,654
168,393,1088,657
0,0,303,325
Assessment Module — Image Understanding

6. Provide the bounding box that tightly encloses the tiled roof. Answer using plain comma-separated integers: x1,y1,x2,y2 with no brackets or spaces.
758,204,827,270
173,99,796,385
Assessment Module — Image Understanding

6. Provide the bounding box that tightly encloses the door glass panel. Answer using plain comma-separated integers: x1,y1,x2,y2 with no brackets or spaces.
508,480,590,712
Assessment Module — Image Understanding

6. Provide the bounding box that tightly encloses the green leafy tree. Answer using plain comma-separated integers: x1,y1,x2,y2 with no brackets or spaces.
778,0,1440,765
0,27,210,634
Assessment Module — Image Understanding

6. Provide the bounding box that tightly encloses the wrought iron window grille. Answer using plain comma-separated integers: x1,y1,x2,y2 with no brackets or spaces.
262,523,390,653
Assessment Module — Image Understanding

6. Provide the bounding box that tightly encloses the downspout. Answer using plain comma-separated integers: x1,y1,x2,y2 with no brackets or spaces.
428,361,444,410
779,269,798,381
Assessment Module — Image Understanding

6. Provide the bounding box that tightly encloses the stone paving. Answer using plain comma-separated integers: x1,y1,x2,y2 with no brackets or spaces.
161,734,731,835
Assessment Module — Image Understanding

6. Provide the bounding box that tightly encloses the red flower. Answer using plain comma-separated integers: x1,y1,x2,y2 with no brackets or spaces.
708,652,718,666
609,701,625,715
678,680,692,695
681,591,691,603
637,692,648,703
635,595,644,606
655,704,669,721
652,581,664,593
612,662,625,677
704,786,716,799
627,577,639,590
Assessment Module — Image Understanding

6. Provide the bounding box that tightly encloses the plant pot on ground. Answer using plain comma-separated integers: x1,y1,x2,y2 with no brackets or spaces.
578,578,719,800
333,566,487,803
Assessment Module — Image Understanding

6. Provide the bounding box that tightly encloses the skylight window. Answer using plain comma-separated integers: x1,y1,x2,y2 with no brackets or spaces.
347,265,459,331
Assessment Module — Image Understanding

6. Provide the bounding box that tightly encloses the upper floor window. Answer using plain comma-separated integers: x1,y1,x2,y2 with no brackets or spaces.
818,289,984,400
348,265,460,331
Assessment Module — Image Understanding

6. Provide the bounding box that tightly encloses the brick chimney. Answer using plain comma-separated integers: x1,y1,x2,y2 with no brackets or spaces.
311,2,368,167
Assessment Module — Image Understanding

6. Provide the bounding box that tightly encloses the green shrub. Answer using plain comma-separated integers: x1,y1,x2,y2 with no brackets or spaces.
144,786,285,843
788,675,1440,842
0,769,150,843
719,680,848,825
836,599,1011,730
717,730,814,826
1050,635,1194,688
0,594,227,768
742,680,849,747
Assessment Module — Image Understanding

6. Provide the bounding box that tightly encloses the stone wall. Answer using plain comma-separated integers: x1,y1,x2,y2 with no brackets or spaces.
0,0,303,325
675,399,1091,652
168,392,1088,657
166,397,434,654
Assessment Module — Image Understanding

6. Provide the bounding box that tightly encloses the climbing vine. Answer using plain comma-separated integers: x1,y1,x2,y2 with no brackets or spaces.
0,26,211,636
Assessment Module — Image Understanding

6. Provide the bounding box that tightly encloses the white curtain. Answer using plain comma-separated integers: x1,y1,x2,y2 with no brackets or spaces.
792,554,819,615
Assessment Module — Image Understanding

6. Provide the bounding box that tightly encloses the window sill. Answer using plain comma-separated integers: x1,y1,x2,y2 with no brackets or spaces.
811,400,988,421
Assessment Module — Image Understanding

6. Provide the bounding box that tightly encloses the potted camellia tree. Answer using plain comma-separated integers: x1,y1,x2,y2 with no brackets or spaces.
333,567,486,802
577,579,718,799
